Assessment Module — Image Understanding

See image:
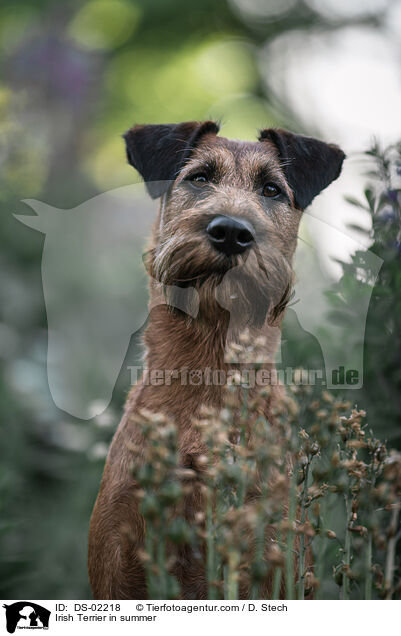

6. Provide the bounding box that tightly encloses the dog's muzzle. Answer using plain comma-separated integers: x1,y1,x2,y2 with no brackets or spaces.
206,215,255,256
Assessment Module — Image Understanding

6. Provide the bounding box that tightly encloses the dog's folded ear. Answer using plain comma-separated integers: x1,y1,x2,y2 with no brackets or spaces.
259,128,345,210
123,121,220,198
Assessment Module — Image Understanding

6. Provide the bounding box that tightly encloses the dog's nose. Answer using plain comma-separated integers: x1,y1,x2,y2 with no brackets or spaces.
206,216,255,256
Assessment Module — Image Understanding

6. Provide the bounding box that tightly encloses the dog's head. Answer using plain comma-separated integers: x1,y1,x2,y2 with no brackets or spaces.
124,121,345,328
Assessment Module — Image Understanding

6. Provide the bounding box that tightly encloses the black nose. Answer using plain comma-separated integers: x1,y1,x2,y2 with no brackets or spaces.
206,216,255,256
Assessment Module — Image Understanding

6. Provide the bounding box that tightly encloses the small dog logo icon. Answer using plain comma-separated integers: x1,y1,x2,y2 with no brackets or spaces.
2,602,50,633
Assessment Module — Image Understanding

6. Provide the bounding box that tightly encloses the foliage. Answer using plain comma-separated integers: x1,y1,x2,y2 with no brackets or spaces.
130,333,401,600
327,141,401,444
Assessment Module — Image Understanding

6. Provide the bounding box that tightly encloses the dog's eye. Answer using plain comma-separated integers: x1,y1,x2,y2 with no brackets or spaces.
262,183,281,198
187,173,208,187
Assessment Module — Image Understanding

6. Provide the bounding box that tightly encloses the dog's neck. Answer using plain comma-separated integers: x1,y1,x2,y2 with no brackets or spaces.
144,304,230,372
125,286,284,428
143,300,282,375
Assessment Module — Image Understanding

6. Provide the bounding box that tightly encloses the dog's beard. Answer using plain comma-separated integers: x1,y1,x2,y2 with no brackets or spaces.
150,237,294,328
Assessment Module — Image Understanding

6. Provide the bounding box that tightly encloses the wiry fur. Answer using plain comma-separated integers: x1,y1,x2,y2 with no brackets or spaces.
88,123,345,599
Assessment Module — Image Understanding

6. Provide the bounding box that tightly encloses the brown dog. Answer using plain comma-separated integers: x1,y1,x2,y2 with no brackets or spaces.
88,121,345,599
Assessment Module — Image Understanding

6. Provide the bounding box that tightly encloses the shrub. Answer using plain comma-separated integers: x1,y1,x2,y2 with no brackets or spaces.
128,334,401,600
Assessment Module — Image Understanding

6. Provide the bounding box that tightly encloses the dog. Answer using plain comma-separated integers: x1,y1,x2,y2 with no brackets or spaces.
88,121,345,599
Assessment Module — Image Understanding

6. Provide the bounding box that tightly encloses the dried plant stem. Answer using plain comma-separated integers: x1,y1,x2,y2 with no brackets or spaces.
272,530,283,600
342,495,352,600
298,458,311,600
240,388,248,446
315,500,330,600
384,501,401,599
315,539,326,600
157,515,167,597
365,529,373,600
272,565,283,600
225,548,240,599
285,470,297,599
250,522,265,600
365,465,375,601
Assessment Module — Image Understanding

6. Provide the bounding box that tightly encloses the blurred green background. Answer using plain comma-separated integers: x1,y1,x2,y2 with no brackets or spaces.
1,0,400,599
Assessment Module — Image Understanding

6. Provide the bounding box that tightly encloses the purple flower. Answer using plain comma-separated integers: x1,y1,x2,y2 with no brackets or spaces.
389,240,401,254
387,189,399,202
377,206,396,222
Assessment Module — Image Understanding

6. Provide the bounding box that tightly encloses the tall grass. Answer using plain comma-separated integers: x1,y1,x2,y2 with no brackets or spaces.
127,340,401,599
